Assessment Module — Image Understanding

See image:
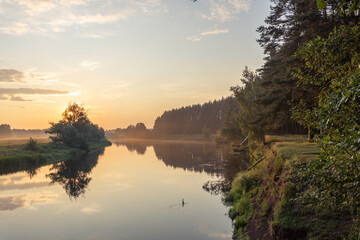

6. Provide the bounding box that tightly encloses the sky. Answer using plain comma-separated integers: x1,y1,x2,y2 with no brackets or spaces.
0,0,270,129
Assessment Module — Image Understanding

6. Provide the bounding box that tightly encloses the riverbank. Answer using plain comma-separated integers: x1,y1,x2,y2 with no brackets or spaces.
227,135,358,239
0,138,111,175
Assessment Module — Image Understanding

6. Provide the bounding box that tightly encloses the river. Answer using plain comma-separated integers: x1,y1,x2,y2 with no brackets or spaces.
0,140,248,240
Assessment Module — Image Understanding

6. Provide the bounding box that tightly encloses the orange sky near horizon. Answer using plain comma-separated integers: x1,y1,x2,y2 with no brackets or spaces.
0,0,270,130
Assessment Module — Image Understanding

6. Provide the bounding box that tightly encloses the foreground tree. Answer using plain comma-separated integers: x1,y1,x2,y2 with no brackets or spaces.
230,67,267,143
293,24,360,216
46,103,106,150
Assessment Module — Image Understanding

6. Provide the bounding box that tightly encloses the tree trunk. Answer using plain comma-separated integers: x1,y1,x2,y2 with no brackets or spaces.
308,126,314,142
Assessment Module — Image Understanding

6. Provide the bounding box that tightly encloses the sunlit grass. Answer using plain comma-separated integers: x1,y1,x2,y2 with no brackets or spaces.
0,138,50,146
0,138,110,175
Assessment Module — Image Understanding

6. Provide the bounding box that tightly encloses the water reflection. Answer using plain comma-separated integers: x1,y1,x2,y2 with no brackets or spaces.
0,141,247,200
113,140,249,195
0,141,237,240
46,149,104,199
0,157,46,176
0,192,57,211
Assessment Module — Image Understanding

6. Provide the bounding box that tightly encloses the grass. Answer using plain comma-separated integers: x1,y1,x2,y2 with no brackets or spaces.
226,172,257,240
0,137,50,146
227,134,356,239
274,142,320,161
0,138,111,175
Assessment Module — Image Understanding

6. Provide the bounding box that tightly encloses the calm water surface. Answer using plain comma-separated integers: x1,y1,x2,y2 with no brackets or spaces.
0,140,248,240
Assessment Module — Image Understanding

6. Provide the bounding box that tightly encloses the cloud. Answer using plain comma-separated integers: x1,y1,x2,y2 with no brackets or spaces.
0,175,50,191
10,96,30,101
0,22,30,35
195,225,232,239
187,28,229,41
0,88,69,95
0,68,57,83
79,60,100,71
0,1,153,36
0,69,25,82
201,29,229,35
202,0,252,22
18,0,55,15
78,32,112,39
0,88,70,101
0,195,26,211
50,11,135,27
80,203,102,215
0,192,57,211
134,0,167,15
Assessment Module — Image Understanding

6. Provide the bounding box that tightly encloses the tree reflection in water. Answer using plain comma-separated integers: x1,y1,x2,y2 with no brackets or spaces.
46,149,104,199
113,140,249,195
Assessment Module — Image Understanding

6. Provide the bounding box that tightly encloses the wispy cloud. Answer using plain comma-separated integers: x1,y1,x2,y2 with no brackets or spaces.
195,225,232,239
187,28,229,41
80,203,102,215
78,32,113,39
0,68,57,83
0,175,49,191
0,192,58,211
0,69,25,82
79,60,100,71
0,0,165,37
134,0,167,15
0,22,30,35
0,88,71,101
18,0,55,15
201,0,252,22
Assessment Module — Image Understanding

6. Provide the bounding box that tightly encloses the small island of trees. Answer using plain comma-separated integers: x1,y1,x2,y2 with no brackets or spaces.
46,103,108,150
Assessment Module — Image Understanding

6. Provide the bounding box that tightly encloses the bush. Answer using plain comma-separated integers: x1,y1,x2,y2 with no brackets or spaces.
26,138,39,151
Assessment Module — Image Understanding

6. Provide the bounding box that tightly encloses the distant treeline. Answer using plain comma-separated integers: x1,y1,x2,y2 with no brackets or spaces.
106,97,243,139
0,124,48,138
153,97,232,135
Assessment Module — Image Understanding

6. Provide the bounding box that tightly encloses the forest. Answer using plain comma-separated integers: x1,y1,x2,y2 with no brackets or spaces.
222,0,360,239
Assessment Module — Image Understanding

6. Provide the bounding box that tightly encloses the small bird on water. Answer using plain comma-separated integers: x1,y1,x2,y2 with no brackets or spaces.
182,198,185,207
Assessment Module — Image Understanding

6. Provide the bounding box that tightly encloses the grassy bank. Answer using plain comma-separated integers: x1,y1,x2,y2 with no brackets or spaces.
0,138,111,175
227,135,358,240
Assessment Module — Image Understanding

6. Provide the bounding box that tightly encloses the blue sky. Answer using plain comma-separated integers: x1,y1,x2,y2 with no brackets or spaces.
0,0,270,129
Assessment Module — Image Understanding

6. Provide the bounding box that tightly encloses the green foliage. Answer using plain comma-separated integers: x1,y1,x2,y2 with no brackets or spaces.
0,124,11,138
317,0,360,15
255,0,337,134
226,173,258,239
221,97,244,140
231,67,267,143
46,103,106,150
153,98,231,135
123,122,149,138
202,126,211,140
214,130,229,144
26,137,39,151
292,25,360,216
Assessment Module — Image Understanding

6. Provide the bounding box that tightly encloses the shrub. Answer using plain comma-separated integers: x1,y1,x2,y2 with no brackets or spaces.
26,137,39,151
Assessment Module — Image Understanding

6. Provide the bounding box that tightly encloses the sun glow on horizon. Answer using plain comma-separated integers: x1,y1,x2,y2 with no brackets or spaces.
0,0,270,130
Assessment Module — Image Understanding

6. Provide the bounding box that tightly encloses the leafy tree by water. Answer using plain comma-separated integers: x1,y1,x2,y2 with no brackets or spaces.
46,103,106,150
293,25,360,215
202,126,211,140
47,149,103,199
221,97,244,141
230,67,267,143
